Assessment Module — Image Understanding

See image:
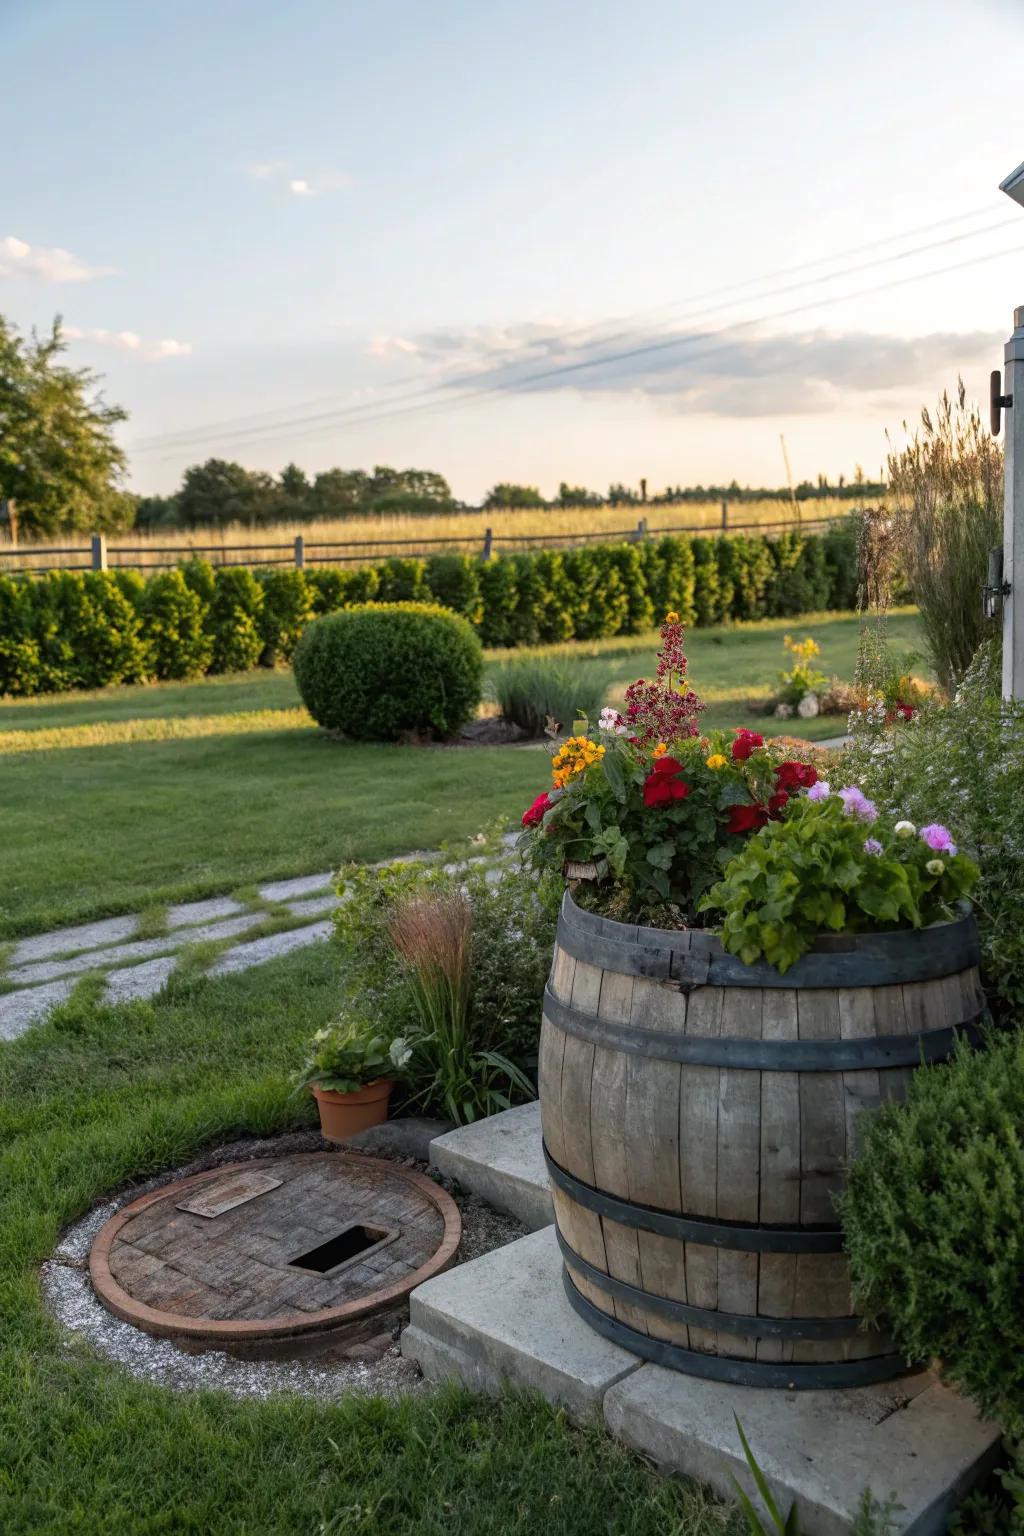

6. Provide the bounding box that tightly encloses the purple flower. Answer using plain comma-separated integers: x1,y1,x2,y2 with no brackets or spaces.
863,838,883,855
837,785,878,823
806,780,830,802
920,823,957,855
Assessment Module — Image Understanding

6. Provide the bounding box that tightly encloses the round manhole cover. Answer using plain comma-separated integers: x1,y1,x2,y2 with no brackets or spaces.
89,1151,461,1353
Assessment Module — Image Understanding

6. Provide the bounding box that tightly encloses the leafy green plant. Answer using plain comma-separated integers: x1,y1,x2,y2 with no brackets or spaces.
703,792,978,973
775,634,827,707
140,569,212,679
840,1028,1024,1437
292,601,483,740
489,655,610,736
293,1016,411,1095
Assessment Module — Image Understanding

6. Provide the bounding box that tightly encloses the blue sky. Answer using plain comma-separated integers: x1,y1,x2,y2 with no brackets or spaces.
3,0,1023,500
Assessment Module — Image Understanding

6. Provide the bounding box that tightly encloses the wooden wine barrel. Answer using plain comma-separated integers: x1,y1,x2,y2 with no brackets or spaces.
539,890,985,1389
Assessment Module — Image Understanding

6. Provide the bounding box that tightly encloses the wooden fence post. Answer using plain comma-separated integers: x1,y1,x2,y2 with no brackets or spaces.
481,527,493,561
294,534,305,569
633,517,648,541
91,533,107,571
720,501,729,530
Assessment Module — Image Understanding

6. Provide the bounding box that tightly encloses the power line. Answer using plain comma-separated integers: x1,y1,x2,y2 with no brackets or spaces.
128,205,1008,455
215,238,1024,455
137,217,1019,458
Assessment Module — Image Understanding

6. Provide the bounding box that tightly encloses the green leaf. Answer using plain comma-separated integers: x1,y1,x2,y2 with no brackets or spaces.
601,749,627,804
645,840,675,871
734,1416,788,1532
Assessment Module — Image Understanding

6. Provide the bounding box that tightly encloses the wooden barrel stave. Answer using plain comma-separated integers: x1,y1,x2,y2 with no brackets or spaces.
541,892,985,1388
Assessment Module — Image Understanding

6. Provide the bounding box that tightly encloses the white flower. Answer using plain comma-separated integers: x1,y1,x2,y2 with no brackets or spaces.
894,820,916,839
926,858,945,876
598,707,628,736
797,693,820,719
389,1037,412,1069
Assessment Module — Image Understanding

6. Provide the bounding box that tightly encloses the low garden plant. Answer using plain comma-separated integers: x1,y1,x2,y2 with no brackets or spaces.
488,654,610,736
293,601,483,741
771,633,827,721
293,1017,411,1095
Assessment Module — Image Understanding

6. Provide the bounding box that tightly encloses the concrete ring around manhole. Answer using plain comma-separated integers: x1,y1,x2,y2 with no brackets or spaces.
89,1151,461,1354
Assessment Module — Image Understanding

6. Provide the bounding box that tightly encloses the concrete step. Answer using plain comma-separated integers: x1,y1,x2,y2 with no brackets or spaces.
403,1225,1000,1536
428,1100,552,1231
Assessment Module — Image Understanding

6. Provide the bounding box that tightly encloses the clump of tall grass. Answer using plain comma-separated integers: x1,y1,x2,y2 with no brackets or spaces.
886,379,1002,691
388,890,533,1124
488,656,610,735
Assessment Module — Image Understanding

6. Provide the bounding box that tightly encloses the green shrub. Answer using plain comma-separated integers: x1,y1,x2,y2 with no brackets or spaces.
292,601,482,740
424,553,483,624
690,537,723,625
638,536,697,627
256,568,315,663
0,575,41,696
822,521,860,610
477,556,519,646
840,1028,1024,1434
764,532,830,616
843,642,1024,1012
305,565,381,614
489,655,610,736
376,555,428,603
206,566,264,672
29,571,149,690
140,569,212,679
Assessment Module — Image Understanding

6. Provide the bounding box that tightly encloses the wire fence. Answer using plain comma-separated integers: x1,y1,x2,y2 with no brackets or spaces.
0,510,842,576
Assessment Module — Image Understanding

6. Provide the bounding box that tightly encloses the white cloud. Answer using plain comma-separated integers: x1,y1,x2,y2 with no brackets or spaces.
381,319,1001,417
64,325,192,362
0,234,116,283
246,161,352,198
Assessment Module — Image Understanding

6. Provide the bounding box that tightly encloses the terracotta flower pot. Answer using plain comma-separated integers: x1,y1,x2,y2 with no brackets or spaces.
311,1079,394,1143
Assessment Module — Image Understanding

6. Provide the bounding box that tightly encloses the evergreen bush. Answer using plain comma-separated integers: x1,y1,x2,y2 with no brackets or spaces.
292,601,483,740
140,569,212,679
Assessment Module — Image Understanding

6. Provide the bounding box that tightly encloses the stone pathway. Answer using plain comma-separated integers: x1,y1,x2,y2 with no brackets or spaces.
0,871,339,1044
0,839,515,1045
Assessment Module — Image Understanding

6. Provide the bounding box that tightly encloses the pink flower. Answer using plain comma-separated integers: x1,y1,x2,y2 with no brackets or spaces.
863,838,883,856
806,781,831,801
837,785,878,823
920,823,957,855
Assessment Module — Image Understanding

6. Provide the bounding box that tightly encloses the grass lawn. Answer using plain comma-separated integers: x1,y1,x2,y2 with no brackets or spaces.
0,943,738,1536
0,608,923,938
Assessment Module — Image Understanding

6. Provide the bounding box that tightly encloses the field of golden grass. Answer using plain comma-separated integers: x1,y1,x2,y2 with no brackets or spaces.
3,496,861,573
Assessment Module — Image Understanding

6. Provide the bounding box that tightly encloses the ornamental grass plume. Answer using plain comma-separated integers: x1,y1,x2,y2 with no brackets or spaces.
388,891,473,1042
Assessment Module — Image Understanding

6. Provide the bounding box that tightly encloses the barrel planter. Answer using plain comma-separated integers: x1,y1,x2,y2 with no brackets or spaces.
539,890,985,1390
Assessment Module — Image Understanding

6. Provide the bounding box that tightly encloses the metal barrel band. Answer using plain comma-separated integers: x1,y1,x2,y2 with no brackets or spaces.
556,890,980,990
555,1228,864,1341
543,1144,844,1254
561,1270,914,1391
543,983,987,1072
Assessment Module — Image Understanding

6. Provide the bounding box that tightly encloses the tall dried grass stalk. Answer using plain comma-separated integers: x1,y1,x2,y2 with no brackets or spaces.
389,891,473,1040
886,380,1003,691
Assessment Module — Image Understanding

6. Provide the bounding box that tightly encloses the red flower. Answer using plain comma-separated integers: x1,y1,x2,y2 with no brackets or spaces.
727,801,769,834
768,789,789,819
643,757,691,808
774,760,818,792
731,729,764,762
521,791,552,828
897,703,915,721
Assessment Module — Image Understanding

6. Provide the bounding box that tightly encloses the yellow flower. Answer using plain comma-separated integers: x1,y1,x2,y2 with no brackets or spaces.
653,742,668,758
665,610,680,624
706,753,727,769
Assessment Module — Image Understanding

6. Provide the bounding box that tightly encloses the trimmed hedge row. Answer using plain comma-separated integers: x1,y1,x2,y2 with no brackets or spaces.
0,525,859,696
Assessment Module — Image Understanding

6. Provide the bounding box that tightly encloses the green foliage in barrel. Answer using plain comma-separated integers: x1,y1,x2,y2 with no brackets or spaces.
703,794,978,973
292,601,482,741
840,1028,1024,1442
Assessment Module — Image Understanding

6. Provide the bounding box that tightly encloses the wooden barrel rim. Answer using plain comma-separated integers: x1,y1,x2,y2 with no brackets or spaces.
561,1269,918,1391
557,890,980,989
542,982,988,1072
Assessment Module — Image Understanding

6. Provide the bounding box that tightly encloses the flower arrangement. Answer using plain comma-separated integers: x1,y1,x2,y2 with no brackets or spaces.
703,791,978,972
519,614,822,923
294,1017,412,1095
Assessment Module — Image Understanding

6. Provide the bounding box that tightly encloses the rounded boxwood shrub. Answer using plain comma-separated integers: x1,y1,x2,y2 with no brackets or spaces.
840,1029,1024,1431
292,601,483,741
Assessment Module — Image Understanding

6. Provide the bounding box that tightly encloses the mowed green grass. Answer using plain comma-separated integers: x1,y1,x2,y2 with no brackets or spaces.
0,610,923,937
0,944,737,1536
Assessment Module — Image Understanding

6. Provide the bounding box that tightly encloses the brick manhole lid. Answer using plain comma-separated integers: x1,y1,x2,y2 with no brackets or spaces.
89,1151,461,1350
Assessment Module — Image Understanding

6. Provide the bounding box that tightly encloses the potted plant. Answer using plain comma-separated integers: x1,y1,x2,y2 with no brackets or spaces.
518,613,982,1388
294,1017,411,1143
